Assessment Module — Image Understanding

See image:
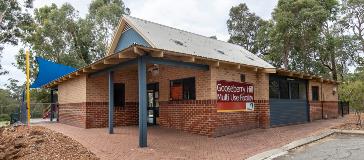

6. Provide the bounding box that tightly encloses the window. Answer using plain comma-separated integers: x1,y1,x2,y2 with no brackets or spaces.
279,81,290,99
114,83,125,107
170,77,196,100
312,86,319,101
269,80,280,99
290,83,299,99
269,76,307,100
240,74,246,82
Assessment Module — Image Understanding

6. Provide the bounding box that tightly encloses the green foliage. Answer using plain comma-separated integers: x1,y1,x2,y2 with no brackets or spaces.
14,0,128,86
227,0,360,81
0,114,10,121
0,89,19,117
87,0,128,59
270,0,339,71
339,74,364,124
227,3,267,56
0,0,33,76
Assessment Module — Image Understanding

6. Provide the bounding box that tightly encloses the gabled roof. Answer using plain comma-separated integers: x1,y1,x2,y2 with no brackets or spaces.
109,15,274,69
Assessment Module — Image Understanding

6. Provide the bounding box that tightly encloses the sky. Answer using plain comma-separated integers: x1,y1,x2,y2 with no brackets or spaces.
0,0,278,88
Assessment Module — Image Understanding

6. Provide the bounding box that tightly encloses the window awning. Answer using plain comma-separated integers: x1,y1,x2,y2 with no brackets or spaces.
30,57,77,88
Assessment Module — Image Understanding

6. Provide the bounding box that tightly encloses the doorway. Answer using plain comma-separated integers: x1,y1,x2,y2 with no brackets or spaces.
147,83,159,125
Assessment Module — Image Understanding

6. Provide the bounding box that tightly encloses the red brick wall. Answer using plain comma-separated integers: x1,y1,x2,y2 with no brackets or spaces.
309,101,339,121
309,101,323,121
159,100,216,136
58,103,87,128
323,101,339,119
159,100,269,137
86,102,139,128
59,102,138,128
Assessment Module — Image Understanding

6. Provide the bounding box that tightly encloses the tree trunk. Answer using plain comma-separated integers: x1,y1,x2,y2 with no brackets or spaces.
330,52,338,81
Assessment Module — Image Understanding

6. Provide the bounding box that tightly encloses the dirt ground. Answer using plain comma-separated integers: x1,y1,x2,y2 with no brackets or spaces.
0,125,99,160
333,113,364,130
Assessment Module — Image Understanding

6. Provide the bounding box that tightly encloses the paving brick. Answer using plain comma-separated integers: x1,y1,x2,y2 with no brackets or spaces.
39,117,346,160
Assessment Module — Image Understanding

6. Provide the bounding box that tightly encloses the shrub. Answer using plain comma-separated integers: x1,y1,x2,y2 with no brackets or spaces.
0,114,10,122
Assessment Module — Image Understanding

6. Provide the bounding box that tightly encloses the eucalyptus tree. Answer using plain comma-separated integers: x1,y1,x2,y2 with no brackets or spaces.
0,0,33,76
227,3,267,56
269,0,339,71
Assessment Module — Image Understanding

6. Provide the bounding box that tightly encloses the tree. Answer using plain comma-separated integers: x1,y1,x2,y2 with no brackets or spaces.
18,3,91,68
340,78,364,126
227,3,267,55
316,21,357,81
16,1,129,74
342,0,364,53
0,0,33,76
269,0,338,71
87,0,128,59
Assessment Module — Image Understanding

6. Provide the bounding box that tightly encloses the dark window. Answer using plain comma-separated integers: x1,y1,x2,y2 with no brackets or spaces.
240,74,246,82
170,77,195,100
279,81,290,99
312,86,319,101
290,83,300,99
269,80,280,99
114,83,125,107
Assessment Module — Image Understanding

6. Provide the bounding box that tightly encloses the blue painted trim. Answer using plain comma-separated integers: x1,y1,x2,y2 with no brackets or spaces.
88,59,138,78
89,55,209,78
108,71,114,134
138,56,148,147
115,28,150,53
145,56,209,71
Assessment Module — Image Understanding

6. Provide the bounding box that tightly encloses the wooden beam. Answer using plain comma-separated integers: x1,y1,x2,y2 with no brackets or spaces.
133,47,145,55
83,67,94,73
150,51,164,58
262,68,276,73
104,59,120,65
76,71,81,76
299,73,304,78
236,64,241,70
253,67,258,72
119,52,137,59
91,63,107,70
180,56,195,62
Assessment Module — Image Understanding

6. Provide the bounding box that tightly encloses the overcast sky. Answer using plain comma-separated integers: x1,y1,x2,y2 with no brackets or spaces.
0,0,278,87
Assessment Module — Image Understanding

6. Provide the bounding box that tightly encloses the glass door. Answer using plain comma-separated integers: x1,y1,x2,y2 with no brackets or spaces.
147,83,159,125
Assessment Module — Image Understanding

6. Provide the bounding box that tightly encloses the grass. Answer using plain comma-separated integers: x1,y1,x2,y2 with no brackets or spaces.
0,121,10,127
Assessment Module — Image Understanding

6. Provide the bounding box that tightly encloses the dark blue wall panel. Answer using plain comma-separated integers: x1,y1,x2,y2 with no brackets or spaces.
270,99,308,126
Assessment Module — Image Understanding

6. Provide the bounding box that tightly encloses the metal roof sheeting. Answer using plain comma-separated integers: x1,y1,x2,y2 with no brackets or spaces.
124,15,275,69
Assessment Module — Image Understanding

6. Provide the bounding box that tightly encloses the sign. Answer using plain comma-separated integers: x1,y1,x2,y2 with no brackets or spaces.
217,80,254,112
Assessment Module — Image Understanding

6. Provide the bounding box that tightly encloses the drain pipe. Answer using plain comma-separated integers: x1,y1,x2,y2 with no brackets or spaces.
321,80,324,119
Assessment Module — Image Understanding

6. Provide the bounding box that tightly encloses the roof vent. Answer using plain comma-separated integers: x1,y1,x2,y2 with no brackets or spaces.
171,39,185,46
209,36,217,39
122,22,131,33
245,56,255,61
214,49,225,54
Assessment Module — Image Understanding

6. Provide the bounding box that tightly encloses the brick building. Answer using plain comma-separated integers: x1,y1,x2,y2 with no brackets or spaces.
43,15,339,147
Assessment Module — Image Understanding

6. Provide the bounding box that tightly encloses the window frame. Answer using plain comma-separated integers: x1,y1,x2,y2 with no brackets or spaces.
269,76,307,100
312,86,320,101
169,77,196,101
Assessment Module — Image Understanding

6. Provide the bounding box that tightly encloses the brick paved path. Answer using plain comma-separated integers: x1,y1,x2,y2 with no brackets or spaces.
39,118,345,160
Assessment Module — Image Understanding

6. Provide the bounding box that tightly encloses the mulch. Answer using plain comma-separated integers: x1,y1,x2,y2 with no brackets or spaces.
0,125,99,160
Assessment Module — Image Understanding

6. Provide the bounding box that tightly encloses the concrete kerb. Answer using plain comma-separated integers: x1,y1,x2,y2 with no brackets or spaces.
246,129,364,160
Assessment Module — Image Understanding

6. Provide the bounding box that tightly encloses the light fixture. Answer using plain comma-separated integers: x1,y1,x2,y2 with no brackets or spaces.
148,64,159,76
332,87,337,95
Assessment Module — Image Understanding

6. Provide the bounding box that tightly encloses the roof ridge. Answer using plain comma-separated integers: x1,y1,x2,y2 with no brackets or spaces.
124,15,241,48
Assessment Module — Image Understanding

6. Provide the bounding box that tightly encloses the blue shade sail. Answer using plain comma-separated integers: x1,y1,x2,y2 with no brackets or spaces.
30,57,77,88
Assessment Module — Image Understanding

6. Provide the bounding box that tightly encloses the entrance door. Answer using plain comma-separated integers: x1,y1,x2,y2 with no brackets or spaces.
147,83,159,125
